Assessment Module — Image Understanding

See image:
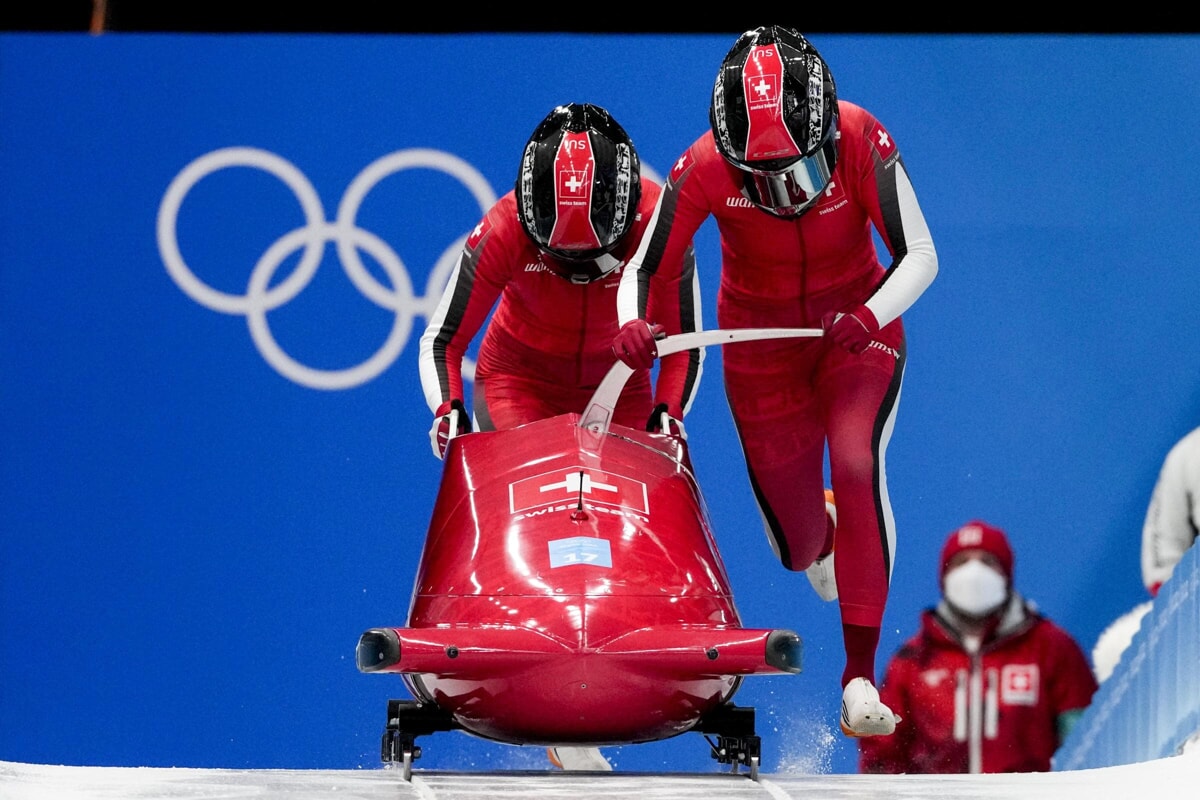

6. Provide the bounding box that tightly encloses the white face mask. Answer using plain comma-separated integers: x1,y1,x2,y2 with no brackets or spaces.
943,560,1008,618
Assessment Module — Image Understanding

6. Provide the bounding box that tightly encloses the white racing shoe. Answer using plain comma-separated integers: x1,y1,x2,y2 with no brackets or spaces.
547,746,613,771
805,490,838,602
840,677,899,737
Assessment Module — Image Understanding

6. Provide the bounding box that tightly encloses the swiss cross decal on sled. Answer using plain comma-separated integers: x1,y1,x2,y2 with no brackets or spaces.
508,468,649,515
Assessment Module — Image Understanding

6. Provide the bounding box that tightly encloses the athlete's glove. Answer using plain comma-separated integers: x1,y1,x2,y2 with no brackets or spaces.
612,320,666,370
429,399,470,460
646,402,686,440
822,305,880,355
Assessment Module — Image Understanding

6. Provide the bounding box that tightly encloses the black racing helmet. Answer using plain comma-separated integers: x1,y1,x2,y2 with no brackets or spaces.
517,103,641,282
710,26,839,218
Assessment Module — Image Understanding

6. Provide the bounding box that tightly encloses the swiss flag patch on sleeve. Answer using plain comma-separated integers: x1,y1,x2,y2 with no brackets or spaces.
668,151,694,185
466,215,492,250
870,123,897,161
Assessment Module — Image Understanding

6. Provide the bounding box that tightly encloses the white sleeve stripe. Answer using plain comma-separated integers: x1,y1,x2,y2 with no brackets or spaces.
866,162,938,329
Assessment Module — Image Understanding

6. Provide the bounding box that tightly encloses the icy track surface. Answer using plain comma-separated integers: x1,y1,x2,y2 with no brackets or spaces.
4,751,1200,800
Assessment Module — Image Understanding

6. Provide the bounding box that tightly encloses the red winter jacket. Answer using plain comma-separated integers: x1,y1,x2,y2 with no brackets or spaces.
858,594,1098,774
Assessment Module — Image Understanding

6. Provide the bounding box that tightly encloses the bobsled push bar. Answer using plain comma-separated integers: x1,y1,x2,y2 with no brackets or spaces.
580,327,823,438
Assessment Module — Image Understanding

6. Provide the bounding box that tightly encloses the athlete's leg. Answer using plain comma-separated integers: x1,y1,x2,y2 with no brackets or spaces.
474,375,563,431
818,322,906,689
472,379,497,432
724,339,828,569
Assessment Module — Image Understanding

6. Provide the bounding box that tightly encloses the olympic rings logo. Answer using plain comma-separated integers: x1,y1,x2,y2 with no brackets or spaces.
156,146,497,390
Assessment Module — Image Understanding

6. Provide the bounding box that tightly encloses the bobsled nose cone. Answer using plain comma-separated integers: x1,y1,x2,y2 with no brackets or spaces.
765,629,804,674
357,628,401,672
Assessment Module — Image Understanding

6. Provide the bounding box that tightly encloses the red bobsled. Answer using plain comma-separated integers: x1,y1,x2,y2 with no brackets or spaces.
356,329,819,779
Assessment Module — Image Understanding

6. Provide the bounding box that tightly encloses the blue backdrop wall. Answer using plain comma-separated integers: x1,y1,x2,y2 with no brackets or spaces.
2,32,1198,776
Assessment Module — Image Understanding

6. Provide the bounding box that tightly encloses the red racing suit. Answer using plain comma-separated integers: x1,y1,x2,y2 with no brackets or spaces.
420,179,700,432
858,595,1099,773
616,101,938,630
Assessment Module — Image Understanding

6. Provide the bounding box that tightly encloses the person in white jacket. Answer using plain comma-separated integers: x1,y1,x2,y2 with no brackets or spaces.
1141,425,1200,597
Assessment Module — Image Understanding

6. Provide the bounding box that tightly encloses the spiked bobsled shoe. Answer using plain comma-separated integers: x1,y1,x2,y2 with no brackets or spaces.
805,489,838,602
840,677,899,737
547,746,613,771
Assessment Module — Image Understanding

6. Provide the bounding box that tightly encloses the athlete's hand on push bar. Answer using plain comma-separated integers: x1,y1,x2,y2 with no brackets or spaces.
822,305,880,355
429,398,471,459
612,320,666,370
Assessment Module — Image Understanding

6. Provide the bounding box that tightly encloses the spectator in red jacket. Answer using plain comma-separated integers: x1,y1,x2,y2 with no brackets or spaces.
858,520,1099,774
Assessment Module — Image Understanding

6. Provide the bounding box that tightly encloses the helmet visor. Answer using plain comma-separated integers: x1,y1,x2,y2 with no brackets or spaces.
544,250,623,284
742,124,836,217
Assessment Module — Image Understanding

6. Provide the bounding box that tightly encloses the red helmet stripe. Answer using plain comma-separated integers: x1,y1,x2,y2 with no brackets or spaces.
547,130,602,252
742,45,801,163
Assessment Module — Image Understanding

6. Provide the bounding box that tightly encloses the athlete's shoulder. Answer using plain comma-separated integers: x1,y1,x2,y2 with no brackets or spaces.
836,100,900,165
637,176,663,206
837,99,876,126
466,190,523,252
665,130,724,186
489,190,520,227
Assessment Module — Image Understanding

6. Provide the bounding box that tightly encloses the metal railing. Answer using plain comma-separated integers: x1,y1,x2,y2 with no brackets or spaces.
1054,543,1200,770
